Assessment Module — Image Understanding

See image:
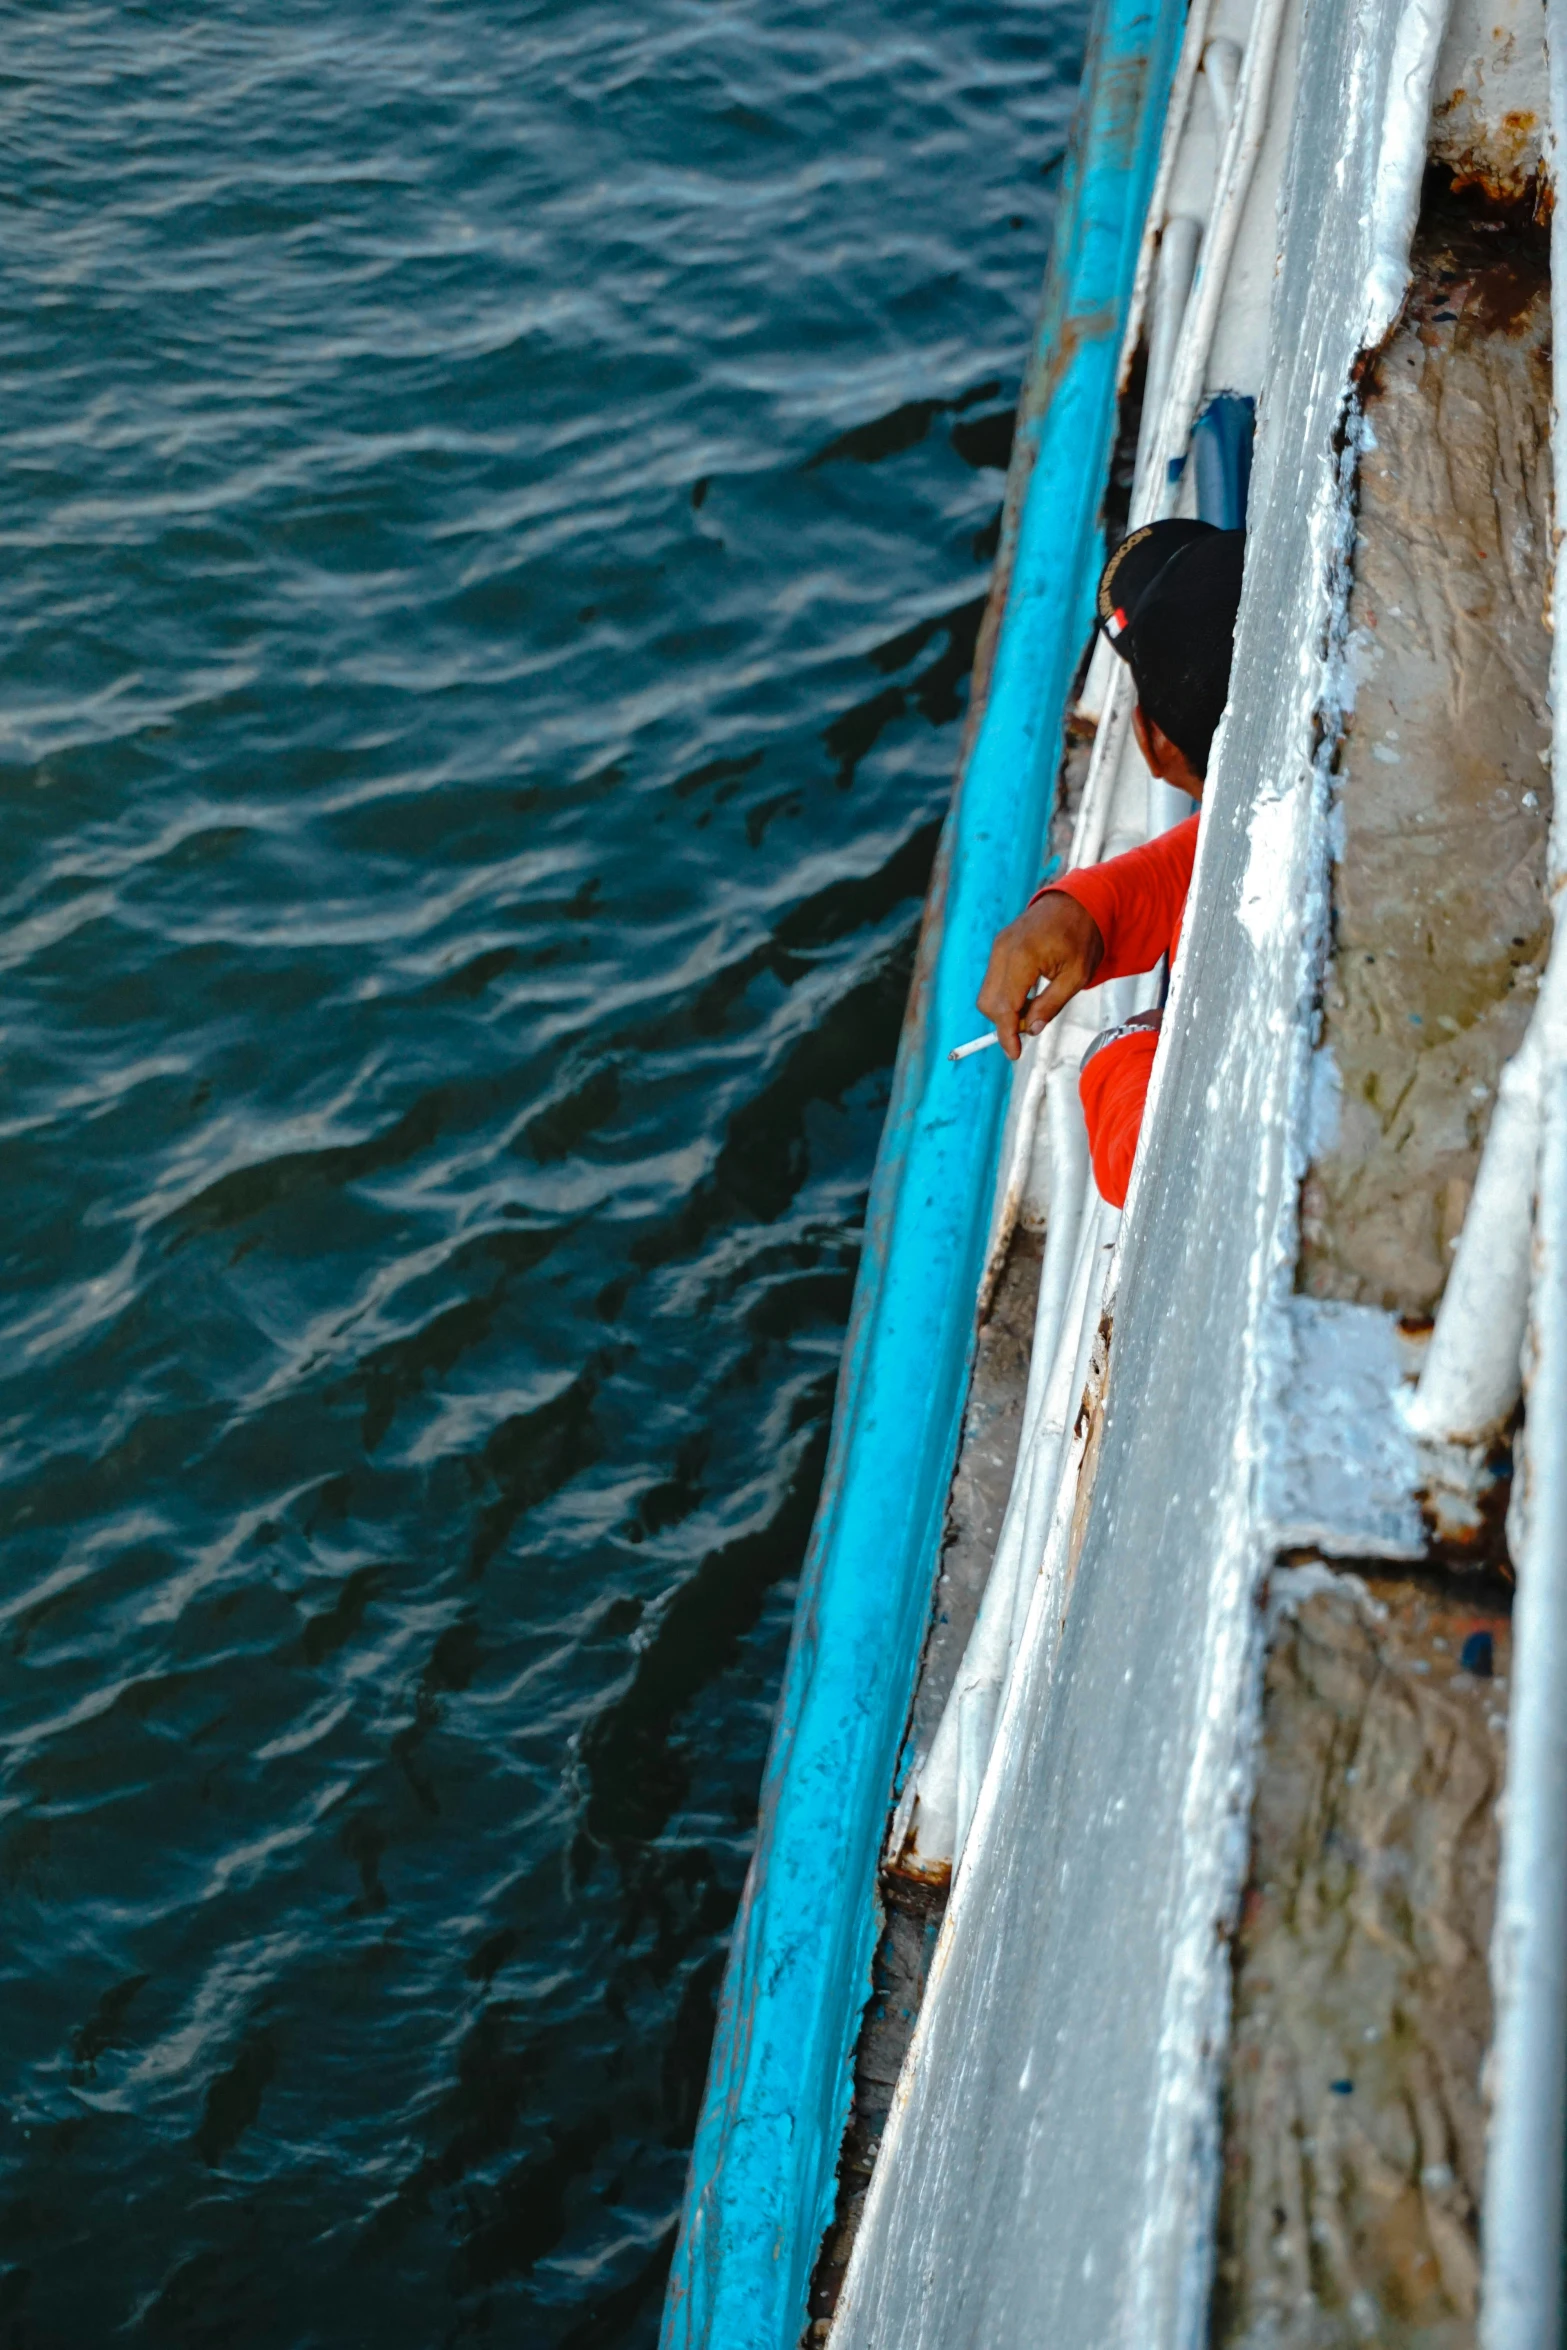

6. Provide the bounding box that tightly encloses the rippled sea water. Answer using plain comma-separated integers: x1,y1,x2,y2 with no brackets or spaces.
0,7,1086,2342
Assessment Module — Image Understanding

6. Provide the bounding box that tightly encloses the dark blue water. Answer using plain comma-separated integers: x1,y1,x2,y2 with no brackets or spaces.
0,7,1084,2341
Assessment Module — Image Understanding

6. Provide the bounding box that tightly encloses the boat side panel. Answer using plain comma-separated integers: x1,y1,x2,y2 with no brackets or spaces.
826,0,1464,2337
657,0,1185,2342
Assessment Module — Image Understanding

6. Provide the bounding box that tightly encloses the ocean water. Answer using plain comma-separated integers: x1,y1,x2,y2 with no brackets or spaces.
0,5,1085,2342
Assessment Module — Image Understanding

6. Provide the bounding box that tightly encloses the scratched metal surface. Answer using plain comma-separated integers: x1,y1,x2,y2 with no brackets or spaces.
825,0,1443,2336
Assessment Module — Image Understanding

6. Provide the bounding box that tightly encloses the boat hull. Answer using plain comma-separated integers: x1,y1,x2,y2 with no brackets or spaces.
659,0,1186,2339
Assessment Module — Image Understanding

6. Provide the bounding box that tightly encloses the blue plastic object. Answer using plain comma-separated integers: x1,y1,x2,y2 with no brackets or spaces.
659,2,1185,2341
1460,1627,1495,1679
1192,391,1256,528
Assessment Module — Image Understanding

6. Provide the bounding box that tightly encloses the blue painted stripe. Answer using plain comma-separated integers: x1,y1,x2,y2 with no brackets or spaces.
661,0,1183,2339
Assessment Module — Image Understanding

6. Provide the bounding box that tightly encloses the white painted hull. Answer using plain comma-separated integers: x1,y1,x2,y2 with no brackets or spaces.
827,0,1567,2339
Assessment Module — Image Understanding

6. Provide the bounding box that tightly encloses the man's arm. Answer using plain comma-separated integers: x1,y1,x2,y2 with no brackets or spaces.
976,816,1197,1059
1043,815,1197,982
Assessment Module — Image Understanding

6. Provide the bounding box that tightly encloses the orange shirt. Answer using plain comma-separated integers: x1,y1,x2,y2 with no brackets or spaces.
1077,1026,1161,1208
1040,812,1197,976
1034,814,1198,1207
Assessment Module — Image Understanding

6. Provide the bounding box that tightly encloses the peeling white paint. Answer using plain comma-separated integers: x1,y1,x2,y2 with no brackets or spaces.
1432,0,1548,195
1263,1297,1427,1557
1266,1557,1388,1633
1365,0,1454,338
1237,786,1301,951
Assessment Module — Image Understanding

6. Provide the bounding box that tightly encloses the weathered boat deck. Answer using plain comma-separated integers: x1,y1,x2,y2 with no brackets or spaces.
1300,191,1553,1320
1214,1564,1513,2346
1211,177,1550,2346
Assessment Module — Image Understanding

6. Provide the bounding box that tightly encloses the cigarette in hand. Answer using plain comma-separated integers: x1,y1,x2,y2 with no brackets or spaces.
948,1032,1001,1063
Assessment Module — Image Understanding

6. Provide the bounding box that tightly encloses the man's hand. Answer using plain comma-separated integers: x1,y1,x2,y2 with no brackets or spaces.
977,890,1104,1061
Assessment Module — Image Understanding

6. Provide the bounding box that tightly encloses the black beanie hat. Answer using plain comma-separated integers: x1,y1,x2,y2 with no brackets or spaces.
1096,520,1245,777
